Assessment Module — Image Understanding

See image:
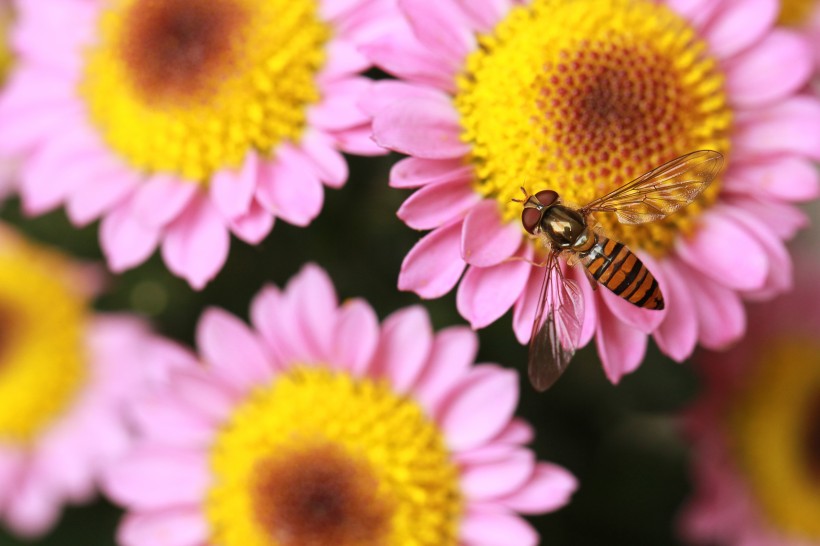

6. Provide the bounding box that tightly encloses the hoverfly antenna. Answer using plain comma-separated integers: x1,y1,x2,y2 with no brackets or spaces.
511,186,529,204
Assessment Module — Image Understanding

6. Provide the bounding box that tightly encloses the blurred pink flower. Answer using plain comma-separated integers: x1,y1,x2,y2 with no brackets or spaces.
364,0,820,382
680,259,820,545
778,0,820,70
104,263,577,546
0,0,387,289
0,225,157,537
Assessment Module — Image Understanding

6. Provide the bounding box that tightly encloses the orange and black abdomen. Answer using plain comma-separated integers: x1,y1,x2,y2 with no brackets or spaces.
578,234,664,310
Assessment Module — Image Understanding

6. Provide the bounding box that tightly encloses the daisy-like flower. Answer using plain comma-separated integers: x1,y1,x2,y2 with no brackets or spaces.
0,224,156,537
0,0,386,289
364,0,820,382
103,263,577,546
680,259,820,545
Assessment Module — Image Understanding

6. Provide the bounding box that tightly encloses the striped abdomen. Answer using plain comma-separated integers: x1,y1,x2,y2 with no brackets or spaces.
578,234,664,310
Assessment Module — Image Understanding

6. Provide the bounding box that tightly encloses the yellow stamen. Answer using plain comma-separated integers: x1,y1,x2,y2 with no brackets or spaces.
81,0,330,183
455,0,731,256
0,232,89,444
730,338,820,540
207,367,462,546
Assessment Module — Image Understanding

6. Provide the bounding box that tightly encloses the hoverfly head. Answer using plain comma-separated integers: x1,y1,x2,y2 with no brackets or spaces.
519,189,559,234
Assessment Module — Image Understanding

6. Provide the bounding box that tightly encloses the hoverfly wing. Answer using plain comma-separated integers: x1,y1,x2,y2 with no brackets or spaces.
528,253,584,391
580,150,724,224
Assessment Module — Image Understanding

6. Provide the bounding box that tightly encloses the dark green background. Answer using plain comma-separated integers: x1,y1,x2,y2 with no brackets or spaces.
0,153,703,546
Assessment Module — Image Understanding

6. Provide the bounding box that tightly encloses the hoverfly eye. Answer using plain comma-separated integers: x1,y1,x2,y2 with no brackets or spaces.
534,190,559,207
521,207,542,234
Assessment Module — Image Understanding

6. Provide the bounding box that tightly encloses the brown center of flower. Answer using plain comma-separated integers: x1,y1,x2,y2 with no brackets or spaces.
118,0,249,105
252,443,392,546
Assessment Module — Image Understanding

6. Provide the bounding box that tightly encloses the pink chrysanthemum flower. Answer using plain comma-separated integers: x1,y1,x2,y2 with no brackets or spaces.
0,224,156,537
0,0,386,289
364,0,820,382
0,0,18,201
680,259,820,545
103,264,577,546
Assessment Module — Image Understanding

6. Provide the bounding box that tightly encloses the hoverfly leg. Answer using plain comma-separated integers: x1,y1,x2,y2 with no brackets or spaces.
502,255,550,268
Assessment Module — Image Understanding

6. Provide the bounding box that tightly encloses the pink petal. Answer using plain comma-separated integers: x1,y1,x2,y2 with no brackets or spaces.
285,263,338,361
330,123,387,156
653,259,699,362
666,0,720,29
724,195,808,239
722,205,792,298
454,0,512,32
687,265,746,349
734,97,820,161
703,0,777,59
0,104,83,157
228,201,275,244
249,284,315,366
398,0,475,64
19,127,107,214
413,326,479,414
597,252,667,333
498,463,578,514
4,478,59,539
361,24,459,91
676,210,768,291
389,157,473,189
491,419,535,446
119,510,208,546
209,151,258,220
66,168,139,226
333,298,379,375
161,194,230,289
723,156,819,202
196,307,273,388
372,306,433,393
460,449,535,500
104,449,209,510
725,30,811,108
0,451,24,509
298,130,348,188
310,78,371,131
595,294,647,384
438,365,519,451
256,148,324,227
461,200,523,267
100,201,161,273
131,175,199,228
360,80,452,119
371,97,469,159
457,251,532,329
460,511,538,546
398,178,480,229
131,395,215,448
171,368,237,423
399,219,466,298
319,39,370,83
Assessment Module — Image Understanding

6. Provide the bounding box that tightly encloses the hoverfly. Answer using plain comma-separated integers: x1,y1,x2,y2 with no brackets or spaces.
516,150,724,391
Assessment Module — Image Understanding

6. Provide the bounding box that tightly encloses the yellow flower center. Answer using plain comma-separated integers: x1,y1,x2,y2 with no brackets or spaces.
81,0,330,183
730,338,820,540
455,0,731,256
779,0,818,26
206,367,462,546
0,3,15,86
0,235,89,444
